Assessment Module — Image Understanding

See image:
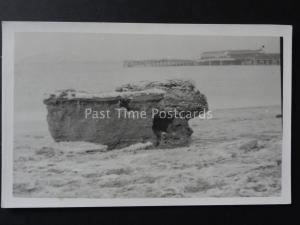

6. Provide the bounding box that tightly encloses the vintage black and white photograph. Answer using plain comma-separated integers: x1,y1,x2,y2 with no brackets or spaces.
1,22,292,207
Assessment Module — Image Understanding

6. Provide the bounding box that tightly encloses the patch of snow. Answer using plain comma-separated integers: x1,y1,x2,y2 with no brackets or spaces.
121,142,154,152
44,88,165,101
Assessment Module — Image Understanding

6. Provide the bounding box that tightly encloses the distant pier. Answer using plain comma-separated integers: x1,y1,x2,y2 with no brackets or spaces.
124,48,280,67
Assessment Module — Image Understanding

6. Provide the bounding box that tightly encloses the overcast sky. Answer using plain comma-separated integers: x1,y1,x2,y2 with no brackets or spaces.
15,32,280,63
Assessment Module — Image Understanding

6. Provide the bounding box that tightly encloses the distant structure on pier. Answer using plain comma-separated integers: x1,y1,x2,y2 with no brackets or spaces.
123,47,280,67
199,47,280,65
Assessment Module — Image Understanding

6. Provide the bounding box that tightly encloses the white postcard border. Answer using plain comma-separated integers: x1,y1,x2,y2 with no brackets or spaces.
1,22,292,208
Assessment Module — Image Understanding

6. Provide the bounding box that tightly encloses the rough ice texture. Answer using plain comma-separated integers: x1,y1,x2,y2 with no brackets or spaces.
14,106,282,198
43,79,208,149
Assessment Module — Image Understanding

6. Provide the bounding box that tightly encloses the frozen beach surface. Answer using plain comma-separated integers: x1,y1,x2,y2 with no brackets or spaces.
13,105,282,198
